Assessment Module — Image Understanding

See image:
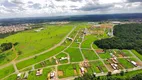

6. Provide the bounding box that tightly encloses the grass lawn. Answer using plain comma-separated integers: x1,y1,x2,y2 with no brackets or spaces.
81,49,99,60
34,58,56,69
118,58,134,69
98,51,111,59
92,44,100,49
56,52,67,59
65,48,83,62
0,49,16,66
3,74,17,80
70,31,83,47
20,67,32,72
70,41,80,47
87,61,107,74
81,35,97,49
16,46,65,70
131,50,142,61
0,24,73,60
58,64,80,78
122,50,133,57
28,68,52,80
61,39,72,47
0,65,15,79
56,52,68,64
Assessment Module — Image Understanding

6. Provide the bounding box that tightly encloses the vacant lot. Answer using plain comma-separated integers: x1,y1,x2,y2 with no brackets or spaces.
58,64,80,78
87,61,108,74
0,25,73,60
81,49,98,60
0,49,16,66
65,48,83,62
0,65,15,79
28,68,52,80
118,58,134,69
16,46,65,70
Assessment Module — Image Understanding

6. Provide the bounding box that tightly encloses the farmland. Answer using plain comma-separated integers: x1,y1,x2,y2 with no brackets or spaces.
0,22,142,80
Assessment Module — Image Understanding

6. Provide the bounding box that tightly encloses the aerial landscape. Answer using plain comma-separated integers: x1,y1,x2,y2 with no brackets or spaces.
0,0,142,80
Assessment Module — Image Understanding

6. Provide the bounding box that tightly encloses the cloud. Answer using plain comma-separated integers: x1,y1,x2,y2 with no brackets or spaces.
79,3,113,11
28,3,41,9
0,0,142,18
10,0,24,5
69,0,83,2
127,0,142,2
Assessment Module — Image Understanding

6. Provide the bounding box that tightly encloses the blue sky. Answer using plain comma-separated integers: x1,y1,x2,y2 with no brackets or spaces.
0,0,142,18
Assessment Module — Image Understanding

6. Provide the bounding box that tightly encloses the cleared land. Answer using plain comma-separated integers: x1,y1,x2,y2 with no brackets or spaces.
0,22,142,80
65,48,83,62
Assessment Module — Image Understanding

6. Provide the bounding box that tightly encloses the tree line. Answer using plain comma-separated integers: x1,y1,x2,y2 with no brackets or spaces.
94,23,142,54
0,42,13,52
74,71,142,80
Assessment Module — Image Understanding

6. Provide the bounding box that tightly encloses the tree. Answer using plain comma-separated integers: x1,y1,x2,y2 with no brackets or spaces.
120,71,125,76
107,72,112,76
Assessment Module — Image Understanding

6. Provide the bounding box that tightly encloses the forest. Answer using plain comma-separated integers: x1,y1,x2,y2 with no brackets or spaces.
94,24,142,54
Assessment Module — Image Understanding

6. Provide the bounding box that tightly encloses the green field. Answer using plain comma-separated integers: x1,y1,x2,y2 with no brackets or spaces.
87,61,108,74
27,68,52,80
56,52,68,64
122,50,133,56
58,64,80,78
65,48,83,62
118,58,134,69
0,49,16,66
0,25,73,60
98,51,111,59
0,65,15,79
16,46,65,70
1,22,142,80
3,74,17,80
34,58,56,69
81,35,97,48
81,49,99,60
131,50,142,61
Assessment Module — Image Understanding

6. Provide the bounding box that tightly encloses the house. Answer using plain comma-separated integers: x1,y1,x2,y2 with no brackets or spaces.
131,61,138,67
80,67,85,74
111,58,118,64
112,21,121,25
35,29,41,32
36,69,43,76
50,72,55,79
60,57,68,61
24,72,29,79
111,64,118,70
17,73,21,77
67,37,73,41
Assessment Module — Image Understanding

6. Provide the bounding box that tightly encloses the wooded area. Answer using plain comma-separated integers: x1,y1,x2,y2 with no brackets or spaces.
94,24,142,54
0,43,12,52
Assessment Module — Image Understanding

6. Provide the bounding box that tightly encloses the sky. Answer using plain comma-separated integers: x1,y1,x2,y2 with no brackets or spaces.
0,0,142,18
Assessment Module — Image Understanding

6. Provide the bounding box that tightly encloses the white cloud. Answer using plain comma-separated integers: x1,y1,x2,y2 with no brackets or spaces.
0,0,142,18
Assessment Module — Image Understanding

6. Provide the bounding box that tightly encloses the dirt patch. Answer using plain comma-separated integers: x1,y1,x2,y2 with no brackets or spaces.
137,62,142,66
106,64,114,71
118,63,124,69
74,69,77,75
96,49,104,54
58,70,63,76
118,54,123,57
101,24,113,29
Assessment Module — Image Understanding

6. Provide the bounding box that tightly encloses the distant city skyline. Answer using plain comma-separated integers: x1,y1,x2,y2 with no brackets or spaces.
0,0,142,19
